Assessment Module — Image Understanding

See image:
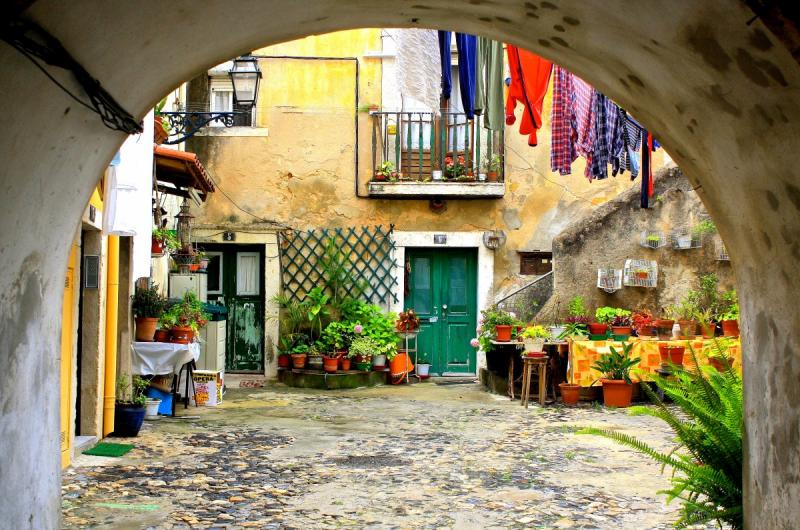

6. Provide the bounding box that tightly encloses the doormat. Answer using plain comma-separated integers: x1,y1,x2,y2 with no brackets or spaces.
82,442,134,457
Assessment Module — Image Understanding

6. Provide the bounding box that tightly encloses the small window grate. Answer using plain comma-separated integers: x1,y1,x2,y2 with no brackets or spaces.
83,255,100,289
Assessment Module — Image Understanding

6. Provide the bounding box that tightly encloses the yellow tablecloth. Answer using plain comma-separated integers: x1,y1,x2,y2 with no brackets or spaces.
569,337,741,387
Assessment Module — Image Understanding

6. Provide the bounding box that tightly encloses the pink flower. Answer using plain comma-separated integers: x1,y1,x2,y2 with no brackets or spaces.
470,338,479,348
353,324,363,334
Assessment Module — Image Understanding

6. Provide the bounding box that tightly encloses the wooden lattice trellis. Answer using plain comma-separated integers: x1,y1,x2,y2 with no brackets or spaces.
279,225,398,304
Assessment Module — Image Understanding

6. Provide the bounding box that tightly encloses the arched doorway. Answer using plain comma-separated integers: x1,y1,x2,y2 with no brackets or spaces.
1,2,798,527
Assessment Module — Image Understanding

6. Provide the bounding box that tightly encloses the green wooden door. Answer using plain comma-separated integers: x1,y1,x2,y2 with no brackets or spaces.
200,244,265,372
406,248,478,375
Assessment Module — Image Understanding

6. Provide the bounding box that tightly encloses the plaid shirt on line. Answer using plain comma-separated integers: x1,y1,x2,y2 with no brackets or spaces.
550,66,596,176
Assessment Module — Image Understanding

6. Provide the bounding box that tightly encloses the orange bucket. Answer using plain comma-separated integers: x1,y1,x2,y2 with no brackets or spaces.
389,352,414,384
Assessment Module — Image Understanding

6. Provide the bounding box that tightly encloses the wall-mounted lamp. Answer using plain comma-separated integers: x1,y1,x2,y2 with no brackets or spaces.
482,229,506,250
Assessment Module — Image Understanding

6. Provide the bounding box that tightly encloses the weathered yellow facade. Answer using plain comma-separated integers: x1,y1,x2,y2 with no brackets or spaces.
190,29,667,298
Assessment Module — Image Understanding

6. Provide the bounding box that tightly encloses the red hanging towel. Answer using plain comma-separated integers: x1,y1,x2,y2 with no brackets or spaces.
647,132,655,197
505,46,553,146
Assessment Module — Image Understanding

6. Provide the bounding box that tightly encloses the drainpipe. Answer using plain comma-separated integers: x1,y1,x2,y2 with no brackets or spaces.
102,235,119,437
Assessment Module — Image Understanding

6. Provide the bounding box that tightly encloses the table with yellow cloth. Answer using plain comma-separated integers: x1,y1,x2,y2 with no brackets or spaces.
569,337,741,387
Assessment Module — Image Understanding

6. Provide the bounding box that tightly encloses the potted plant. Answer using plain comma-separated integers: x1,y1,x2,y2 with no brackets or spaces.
694,308,716,339
610,309,633,339
114,374,149,437
131,282,167,341
659,343,686,366
349,336,378,370
671,300,698,338
655,309,675,340
416,352,431,379
559,377,581,406
160,291,209,344
632,309,654,337
559,296,590,340
547,322,566,341
591,307,617,336
590,342,641,408
719,289,739,337
484,154,502,182
396,309,420,332
289,342,309,369
374,160,395,182
644,233,662,249
491,310,518,342
154,327,171,342
520,325,549,355
444,154,466,179
152,228,179,256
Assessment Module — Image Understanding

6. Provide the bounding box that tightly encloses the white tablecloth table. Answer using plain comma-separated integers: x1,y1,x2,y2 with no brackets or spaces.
131,341,200,376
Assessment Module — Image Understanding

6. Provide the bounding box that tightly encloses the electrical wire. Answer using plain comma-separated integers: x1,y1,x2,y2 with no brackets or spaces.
204,170,292,230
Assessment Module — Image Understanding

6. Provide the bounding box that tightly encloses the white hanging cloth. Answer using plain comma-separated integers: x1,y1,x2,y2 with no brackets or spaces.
394,29,441,114
104,110,154,280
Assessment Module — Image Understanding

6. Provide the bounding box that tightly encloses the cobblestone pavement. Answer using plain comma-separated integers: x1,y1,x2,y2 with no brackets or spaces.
62,381,711,529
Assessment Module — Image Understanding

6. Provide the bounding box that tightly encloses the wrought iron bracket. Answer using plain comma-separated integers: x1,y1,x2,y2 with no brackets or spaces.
161,111,247,144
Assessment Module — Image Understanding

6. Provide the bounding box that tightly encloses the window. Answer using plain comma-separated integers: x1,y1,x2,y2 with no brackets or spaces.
519,251,553,276
209,77,253,126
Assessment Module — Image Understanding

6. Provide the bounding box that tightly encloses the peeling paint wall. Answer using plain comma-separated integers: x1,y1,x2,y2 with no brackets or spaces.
189,30,669,302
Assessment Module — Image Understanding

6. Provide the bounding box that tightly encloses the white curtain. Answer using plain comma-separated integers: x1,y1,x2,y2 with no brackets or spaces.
394,29,441,114
104,110,154,280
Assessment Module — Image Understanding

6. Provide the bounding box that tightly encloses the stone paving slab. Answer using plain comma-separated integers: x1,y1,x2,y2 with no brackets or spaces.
61,382,721,529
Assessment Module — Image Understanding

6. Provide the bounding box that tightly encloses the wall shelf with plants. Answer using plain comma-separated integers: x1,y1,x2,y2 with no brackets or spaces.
622,259,658,288
639,230,667,249
597,267,622,293
670,229,702,250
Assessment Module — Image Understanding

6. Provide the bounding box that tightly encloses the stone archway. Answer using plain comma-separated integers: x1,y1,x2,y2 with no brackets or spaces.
1,1,798,527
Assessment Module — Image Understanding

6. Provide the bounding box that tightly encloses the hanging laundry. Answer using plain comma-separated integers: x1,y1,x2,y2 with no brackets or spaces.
550,65,594,174
641,128,652,208
455,33,477,119
618,112,642,178
505,46,552,146
394,29,442,114
438,31,452,100
588,92,625,180
474,37,505,130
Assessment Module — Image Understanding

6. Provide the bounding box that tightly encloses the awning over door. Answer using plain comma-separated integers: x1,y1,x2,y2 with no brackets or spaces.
154,145,215,201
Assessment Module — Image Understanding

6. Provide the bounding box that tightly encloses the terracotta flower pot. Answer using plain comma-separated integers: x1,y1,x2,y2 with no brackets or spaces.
170,326,193,344
277,354,290,368
486,171,498,182
709,356,735,371
135,317,158,342
588,322,609,335
153,329,170,342
559,383,581,406
291,353,307,369
373,173,387,182
658,344,685,365
699,323,716,339
495,325,512,342
151,237,165,255
341,358,351,371
655,319,674,339
601,379,634,407
323,356,338,373
677,320,697,338
721,319,739,337
611,326,632,337
189,263,201,272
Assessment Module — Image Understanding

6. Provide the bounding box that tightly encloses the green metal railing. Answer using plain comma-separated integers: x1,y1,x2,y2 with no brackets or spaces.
370,111,504,181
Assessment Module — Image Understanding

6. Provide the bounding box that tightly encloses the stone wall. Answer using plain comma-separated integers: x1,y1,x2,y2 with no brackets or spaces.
540,166,736,319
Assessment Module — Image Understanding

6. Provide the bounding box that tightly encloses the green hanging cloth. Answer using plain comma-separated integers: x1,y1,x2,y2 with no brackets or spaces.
475,37,505,131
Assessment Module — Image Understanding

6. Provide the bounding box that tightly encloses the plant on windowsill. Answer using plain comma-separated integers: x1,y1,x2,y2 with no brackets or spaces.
590,342,641,408
131,282,168,342
373,160,397,182
114,374,150,437
483,154,502,182
444,154,466,179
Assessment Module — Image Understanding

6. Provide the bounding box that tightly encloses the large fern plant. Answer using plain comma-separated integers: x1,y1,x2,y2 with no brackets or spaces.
579,340,742,529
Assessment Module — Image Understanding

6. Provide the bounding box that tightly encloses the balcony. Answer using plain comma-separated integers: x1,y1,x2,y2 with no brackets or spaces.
368,111,505,199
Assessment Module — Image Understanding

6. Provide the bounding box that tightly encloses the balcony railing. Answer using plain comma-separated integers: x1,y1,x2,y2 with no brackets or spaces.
370,111,504,182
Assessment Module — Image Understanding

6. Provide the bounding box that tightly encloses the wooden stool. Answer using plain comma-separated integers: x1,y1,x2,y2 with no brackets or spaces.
520,356,548,408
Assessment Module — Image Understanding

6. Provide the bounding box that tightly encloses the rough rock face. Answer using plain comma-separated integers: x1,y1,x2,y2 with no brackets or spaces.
539,166,736,319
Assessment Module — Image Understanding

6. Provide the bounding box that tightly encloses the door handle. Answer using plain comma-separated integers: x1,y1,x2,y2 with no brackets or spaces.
442,304,448,311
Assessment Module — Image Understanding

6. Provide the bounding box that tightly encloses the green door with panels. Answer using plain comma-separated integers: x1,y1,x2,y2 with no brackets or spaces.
200,244,265,372
406,248,478,375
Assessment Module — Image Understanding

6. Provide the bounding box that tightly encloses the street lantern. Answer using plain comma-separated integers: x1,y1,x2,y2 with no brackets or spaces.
229,55,262,108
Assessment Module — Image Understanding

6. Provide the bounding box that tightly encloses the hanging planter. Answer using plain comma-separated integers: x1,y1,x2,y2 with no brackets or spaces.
639,230,667,249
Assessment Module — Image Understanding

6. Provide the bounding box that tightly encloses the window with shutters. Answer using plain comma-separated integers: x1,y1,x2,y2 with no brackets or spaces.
518,251,553,276
210,77,254,126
